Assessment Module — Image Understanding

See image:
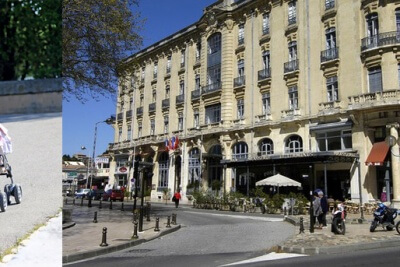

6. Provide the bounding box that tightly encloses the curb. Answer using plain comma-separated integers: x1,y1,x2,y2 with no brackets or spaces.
62,222,76,230
62,225,181,264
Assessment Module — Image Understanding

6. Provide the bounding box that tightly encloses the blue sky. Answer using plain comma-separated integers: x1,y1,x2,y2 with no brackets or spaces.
62,0,216,157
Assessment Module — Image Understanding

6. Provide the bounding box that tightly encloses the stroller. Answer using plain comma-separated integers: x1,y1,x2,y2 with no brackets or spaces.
0,124,22,212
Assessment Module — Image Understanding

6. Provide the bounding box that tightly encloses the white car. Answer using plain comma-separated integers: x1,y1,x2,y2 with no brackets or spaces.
75,189,90,199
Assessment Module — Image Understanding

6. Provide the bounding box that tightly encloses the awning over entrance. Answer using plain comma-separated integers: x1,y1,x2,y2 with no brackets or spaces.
365,141,390,166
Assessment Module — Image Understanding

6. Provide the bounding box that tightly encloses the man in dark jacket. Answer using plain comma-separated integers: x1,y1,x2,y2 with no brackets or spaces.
319,191,329,227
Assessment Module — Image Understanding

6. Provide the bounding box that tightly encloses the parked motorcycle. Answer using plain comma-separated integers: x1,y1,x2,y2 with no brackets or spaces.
331,203,346,235
370,202,398,232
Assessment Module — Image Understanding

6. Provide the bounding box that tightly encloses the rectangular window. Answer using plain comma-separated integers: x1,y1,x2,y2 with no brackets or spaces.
238,59,244,77
368,67,382,93
195,74,201,90
397,9,400,32
398,64,400,87
165,85,170,98
325,0,335,10
207,65,221,86
138,123,142,138
140,94,144,107
164,116,169,134
129,97,133,110
237,99,244,119
238,24,244,45
325,27,336,49
178,113,183,131
288,41,297,61
196,42,201,62
118,127,122,142
141,67,145,82
181,50,185,67
153,63,158,78
327,76,338,102
288,1,297,25
205,104,221,124
288,86,298,110
194,109,199,128
366,14,379,37
166,56,171,73
262,93,271,115
127,125,132,140
262,51,270,69
152,90,157,102
317,129,352,151
262,13,270,35
179,80,185,95
150,119,155,135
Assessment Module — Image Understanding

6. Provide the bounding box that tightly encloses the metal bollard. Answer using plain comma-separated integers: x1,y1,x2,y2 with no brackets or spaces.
99,227,109,247
88,198,92,208
154,217,160,232
146,207,151,222
109,200,113,210
132,221,138,239
99,199,102,209
133,211,138,223
171,213,177,225
93,211,98,223
121,202,124,211
299,217,305,234
166,216,171,228
65,198,68,205
73,198,75,205
80,197,83,206
284,207,287,216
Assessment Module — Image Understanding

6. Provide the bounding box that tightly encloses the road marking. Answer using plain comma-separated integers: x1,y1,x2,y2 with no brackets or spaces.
220,252,307,266
183,211,284,222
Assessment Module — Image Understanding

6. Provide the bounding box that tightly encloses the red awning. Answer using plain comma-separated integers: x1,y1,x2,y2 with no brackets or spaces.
365,141,390,166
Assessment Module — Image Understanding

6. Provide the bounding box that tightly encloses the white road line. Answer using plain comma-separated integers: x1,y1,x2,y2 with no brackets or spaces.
220,252,307,266
183,211,284,222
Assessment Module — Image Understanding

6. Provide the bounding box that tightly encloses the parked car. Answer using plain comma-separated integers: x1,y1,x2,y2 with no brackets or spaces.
102,189,124,202
86,189,104,200
75,189,90,199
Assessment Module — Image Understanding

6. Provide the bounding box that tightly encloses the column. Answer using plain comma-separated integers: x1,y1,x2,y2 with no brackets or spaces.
390,124,400,208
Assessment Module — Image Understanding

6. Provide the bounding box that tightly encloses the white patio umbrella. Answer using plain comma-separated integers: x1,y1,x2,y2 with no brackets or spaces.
255,174,301,194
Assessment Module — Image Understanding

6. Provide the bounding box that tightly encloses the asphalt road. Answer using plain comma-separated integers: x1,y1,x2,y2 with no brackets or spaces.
0,113,62,256
66,204,296,267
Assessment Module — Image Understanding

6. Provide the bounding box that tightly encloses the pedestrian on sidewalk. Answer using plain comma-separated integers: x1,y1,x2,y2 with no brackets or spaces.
173,190,181,208
319,191,329,227
313,192,323,229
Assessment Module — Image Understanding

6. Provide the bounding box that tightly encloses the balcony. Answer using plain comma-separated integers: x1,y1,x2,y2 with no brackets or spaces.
191,89,201,101
117,112,123,121
149,102,156,113
284,59,299,73
281,108,301,119
162,98,170,109
234,76,245,88
361,31,400,51
321,47,339,63
136,107,143,116
202,82,222,95
348,89,400,110
176,94,185,105
125,110,132,119
258,68,271,81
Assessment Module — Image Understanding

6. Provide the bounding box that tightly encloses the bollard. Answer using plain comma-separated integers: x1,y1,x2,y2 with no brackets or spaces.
99,227,109,247
132,221,138,239
121,202,124,211
73,198,75,205
284,207,287,216
171,213,177,225
109,200,113,210
299,217,305,234
99,199,102,209
154,217,160,232
88,198,92,208
166,216,171,228
133,211,138,223
93,211,98,223
65,198,68,205
146,207,151,222
80,197,83,206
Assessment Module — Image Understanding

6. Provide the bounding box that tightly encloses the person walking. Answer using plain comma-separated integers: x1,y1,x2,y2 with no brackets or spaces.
313,192,323,229
319,191,329,227
173,190,181,208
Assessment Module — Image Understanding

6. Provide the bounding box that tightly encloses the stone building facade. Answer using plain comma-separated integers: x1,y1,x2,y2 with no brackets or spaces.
108,0,400,205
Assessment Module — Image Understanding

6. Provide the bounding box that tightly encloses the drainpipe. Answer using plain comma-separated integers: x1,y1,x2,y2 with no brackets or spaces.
306,0,312,153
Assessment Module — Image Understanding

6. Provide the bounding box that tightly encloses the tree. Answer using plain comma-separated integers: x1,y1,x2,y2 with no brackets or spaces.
62,0,143,101
0,0,61,81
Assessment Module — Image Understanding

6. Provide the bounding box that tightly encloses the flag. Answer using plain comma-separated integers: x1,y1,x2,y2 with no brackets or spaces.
164,139,169,151
174,136,180,149
171,136,176,150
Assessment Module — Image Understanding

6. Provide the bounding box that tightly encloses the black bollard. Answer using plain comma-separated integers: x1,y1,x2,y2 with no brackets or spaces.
80,197,83,206
73,198,75,205
284,207,287,216
93,211,98,223
99,227,109,247
132,221,138,239
109,200,113,210
146,207,151,222
166,216,171,228
154,217,160,232
121,202,124,211
65,198,68,205
299,217,305,234
88,198,92,208
172,213,177,225
133,211,138,223
99,199,102,209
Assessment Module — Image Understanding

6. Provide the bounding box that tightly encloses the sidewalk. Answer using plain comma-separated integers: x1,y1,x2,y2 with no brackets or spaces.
278,212,400,255
62,198,180,264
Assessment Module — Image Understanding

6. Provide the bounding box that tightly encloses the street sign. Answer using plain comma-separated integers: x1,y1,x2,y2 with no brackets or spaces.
119,166,127,173
68,172,77,177
95,157,109,164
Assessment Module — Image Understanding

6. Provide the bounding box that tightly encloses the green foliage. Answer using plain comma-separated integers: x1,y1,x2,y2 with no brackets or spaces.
211,180,222,191
62,0,144,101
0,0,62,80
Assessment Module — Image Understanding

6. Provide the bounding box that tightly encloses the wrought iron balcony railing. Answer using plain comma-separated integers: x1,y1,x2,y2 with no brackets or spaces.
191,89,201,100
125,110,132,119
162,99,170,109
202,82,222,94
233,76,245,87
284,59,299,73
320,47,339,63
258,68,271,81
176,94,185,104
117,112,123,121
136,107,143,116
361,31,400,51
149,102,156,112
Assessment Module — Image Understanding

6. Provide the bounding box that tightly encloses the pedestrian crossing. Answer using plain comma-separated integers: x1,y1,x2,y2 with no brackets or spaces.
219,252,307,266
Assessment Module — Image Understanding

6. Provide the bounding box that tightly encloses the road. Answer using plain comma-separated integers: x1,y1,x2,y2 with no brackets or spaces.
0,113,62,257
66,203,296,267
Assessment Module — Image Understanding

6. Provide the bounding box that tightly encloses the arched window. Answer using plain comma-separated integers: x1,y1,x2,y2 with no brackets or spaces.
232,142,248,159
188,148,200,185
158,152,169,190
285,135,303,153
208,33,221,55
259,138,274,155
207,33,222,88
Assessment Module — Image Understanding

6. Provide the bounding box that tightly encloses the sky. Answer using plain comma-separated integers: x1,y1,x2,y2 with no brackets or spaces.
62,0,216,158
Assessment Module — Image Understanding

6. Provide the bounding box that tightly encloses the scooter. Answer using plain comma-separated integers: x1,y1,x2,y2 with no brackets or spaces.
370,202,398,232
331,203,346,235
